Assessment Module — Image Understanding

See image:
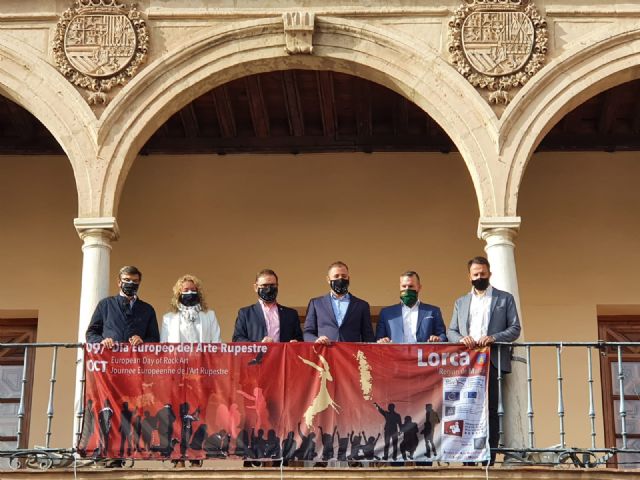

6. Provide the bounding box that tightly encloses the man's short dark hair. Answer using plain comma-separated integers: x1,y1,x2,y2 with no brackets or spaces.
400,270,421,283
328,261,349,273
256,269,278,283
467,256,490,271
119,265,142,280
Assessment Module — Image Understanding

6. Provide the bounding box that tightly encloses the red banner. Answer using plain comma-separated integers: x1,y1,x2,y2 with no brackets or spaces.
79,342,489,462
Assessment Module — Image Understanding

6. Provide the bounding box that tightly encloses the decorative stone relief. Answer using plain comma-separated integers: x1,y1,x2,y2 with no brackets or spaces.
448,0,547,105
283,11,315,55
53,0,149,105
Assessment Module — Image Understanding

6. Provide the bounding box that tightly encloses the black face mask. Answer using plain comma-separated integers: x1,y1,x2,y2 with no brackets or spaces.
257,285,278,303
330,278,350,295
471,277,490,292
180,291,200,307
121,281,139,297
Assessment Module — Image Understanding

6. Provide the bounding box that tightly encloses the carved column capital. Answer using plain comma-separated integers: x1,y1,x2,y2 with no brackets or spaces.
477,216,521,243
74,217,120,246
283,11,315,54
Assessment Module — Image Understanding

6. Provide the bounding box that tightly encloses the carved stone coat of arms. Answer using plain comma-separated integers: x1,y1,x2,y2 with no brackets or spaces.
53,0,149,105
449,0,547,105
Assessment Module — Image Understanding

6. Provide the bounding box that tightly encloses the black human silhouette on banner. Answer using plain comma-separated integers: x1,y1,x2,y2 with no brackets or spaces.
319,426,338,461
190,424,208,451
140,410,156,452
132,409,143,452
361,432,381,460
348,430,363,460
97,399,114,457
336,429,350,461
374,402,402,460
179,402,200,457
400,415,419,460
154,403,177,456
281,431,296,462
78,399,95,455
250,428,267,459
204,429,230,458
293,423,317,460
421,403,440,458
265,429,281,458
118,402,133,457
234,429,250,458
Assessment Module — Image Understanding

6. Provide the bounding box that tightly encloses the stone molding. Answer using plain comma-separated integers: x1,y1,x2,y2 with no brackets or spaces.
283,11,314,54
478,216,521,240
546,6,640,17
74,217,120,242
146,6,449,20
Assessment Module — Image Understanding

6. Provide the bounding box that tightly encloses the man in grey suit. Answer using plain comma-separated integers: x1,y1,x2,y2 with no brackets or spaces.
448,256,521,466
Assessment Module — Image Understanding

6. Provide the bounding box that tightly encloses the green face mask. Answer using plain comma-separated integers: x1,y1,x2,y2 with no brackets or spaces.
400,289,418,307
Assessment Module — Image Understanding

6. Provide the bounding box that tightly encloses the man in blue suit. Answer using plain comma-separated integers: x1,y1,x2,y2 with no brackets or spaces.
232,269,303,343
303,261,374,344
376,271,447,344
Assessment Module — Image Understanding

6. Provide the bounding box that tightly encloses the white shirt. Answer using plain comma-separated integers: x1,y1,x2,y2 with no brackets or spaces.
402,300,420,343
468,286,493,341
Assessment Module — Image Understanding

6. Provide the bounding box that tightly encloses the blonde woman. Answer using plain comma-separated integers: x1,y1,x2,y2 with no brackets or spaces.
161,274,221,343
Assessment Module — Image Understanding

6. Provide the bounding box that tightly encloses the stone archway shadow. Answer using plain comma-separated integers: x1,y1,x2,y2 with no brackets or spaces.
499,24,640,216
95,16,501,219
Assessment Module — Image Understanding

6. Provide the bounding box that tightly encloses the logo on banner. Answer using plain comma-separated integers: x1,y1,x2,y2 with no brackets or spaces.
466,391,478,399
445,406,456,416
418,350,470,367
474,436,488,449
444,391,461,401
476,353,487,366
444,420,464,436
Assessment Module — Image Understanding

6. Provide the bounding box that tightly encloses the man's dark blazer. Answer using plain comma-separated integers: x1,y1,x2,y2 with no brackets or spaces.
86,295,159,343
232,302,303,342
447,287,521,372
376,302,447,343
303,293,375,342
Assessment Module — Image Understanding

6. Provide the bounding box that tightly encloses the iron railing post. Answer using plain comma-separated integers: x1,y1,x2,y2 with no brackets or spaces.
556,345,566,449
45,346,59,448
617,345,627,449
15,347,29,449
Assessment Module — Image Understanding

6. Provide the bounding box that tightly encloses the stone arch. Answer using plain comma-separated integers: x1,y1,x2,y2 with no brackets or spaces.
0,31,98,216
499,24,640,216
96,16,501,218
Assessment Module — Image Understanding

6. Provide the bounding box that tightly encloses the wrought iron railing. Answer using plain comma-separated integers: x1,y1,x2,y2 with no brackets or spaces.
0,341,639,470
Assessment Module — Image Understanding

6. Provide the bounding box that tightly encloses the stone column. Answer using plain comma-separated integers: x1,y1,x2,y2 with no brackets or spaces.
72,217,119,446
478,217,522,311
478,216,528,454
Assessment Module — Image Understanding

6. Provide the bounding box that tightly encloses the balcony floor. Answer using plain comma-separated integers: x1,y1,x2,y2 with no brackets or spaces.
2,466,639,479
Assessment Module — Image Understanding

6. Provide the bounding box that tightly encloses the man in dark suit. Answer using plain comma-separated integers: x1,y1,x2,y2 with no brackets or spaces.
376,271,446,344
303,261,374,344
448,256,521,466
86,265,159,348
232,269,303,343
